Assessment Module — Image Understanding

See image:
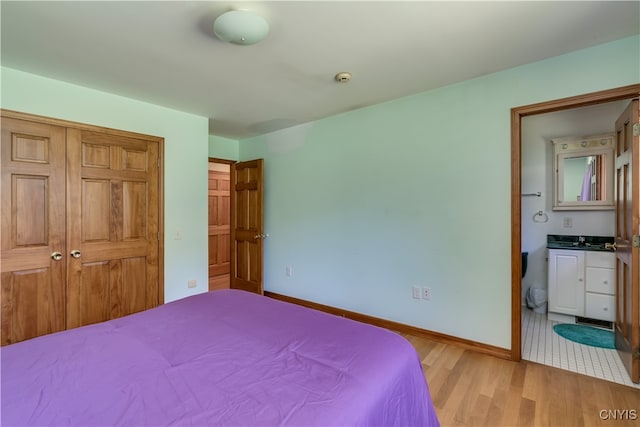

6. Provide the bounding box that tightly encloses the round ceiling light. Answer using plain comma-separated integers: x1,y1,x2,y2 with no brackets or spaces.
213,10,269,45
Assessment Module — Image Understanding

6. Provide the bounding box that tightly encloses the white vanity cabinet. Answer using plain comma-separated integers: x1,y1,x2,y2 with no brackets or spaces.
548,249,585,316
584,251,615,321
548,249,615,321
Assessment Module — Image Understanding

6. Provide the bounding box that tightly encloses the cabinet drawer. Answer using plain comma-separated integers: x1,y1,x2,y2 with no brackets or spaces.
585,293,615,321
585,267,615,294
586,251,615,268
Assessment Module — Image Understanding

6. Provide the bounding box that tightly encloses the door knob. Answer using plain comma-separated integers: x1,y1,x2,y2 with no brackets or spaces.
70,250,81,259
51,252,63,261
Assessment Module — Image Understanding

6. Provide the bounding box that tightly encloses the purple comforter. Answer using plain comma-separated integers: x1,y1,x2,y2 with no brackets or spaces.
1,290,439,426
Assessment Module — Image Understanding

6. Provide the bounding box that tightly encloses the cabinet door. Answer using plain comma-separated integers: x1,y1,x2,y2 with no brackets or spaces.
1,118,67,345
585,293,615,322
585,267,615,294
548,250,585,316
585,251,615,269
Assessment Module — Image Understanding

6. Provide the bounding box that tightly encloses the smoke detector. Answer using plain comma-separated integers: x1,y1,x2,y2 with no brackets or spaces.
334,72,352,83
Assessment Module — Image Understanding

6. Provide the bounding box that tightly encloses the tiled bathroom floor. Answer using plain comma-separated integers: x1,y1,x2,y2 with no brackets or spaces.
521,308,640,389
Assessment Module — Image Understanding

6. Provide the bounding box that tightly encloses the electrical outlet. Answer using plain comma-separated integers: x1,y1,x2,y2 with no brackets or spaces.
412,286,421,299
563,217,573,228
188,279,197,288
422,287,431,301
286,266,293,277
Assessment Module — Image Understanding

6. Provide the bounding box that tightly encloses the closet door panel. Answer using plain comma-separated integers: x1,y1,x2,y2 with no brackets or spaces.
122,181,147,239
14,176,48,245
120,257,147,316
1,268,65,345
67,261,110,327
66,129,159,329
1,118,66,345
82,179,111,241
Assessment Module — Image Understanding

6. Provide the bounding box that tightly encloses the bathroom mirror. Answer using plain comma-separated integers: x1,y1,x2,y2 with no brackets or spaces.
552,133,614,210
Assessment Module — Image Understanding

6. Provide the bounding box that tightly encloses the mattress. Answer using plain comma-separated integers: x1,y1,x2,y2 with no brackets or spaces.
1,289,439,426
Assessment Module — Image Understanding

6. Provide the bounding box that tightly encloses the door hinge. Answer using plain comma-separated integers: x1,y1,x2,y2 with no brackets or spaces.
633,235,640,248
157,232,161,241
633,123,640,137
633,347,640,360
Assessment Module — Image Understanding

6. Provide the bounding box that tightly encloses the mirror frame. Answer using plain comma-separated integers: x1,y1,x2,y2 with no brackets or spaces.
552,133,614,210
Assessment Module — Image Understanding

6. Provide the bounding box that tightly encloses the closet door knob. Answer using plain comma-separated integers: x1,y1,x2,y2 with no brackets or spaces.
51,252,63,261
70,250,81,259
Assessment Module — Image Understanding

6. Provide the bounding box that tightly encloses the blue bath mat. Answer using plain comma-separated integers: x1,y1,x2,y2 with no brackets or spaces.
553,324,615,349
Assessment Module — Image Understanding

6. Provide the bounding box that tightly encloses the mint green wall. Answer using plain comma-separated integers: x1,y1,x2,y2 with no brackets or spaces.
208,135,239,160
0,67,209,303
239,36,640,349
1,34,637,349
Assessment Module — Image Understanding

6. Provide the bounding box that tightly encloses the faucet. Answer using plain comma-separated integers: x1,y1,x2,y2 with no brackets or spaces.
578,236,586,246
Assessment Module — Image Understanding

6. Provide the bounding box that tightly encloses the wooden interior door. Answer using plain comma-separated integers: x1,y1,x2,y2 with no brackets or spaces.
1,118,67,345
614,99,639,383
208,161,231,291
230,159,264,294
66,129,160,329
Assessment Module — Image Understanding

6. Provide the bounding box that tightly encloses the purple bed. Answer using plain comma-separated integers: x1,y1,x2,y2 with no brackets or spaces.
1,289,439,426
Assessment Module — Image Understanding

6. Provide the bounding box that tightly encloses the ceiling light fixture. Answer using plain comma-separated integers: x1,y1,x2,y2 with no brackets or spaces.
213,10,269,45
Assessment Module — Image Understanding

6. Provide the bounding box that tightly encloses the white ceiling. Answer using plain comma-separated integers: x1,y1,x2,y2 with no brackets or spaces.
1,1,639,139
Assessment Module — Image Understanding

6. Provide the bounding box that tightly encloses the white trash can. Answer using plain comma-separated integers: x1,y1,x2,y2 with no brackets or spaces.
526,287,547,314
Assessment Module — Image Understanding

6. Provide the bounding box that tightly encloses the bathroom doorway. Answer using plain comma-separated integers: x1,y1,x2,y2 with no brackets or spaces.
510,85,640,386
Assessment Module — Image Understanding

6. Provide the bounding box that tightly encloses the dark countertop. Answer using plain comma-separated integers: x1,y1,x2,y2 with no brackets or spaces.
547,234,615,252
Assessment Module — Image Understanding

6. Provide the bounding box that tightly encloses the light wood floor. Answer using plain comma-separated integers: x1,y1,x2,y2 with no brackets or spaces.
402,333,640,427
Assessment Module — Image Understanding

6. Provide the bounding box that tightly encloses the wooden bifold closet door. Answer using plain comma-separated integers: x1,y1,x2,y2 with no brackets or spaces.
1,112,162,346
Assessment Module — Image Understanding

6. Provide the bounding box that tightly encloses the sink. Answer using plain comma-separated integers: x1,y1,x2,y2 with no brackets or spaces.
546,241,606,250
546,235,614,252
546,241,579,249
546,242,612,251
